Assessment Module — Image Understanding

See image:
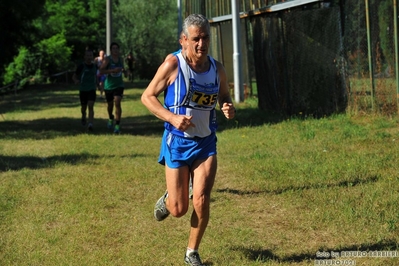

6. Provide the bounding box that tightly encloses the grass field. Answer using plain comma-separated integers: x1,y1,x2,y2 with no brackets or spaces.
1,81,399,265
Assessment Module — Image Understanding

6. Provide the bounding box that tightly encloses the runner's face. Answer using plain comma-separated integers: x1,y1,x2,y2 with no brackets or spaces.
185,25,210,59
84,51,93,63
111,45,119,56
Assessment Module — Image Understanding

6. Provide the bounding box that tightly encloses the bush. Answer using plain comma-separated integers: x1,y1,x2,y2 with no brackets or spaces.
36,32,73,75
3,32,72,87
3,47,32,85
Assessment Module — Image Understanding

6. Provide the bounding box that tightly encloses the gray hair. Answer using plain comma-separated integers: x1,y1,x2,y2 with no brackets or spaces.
182,14,210,38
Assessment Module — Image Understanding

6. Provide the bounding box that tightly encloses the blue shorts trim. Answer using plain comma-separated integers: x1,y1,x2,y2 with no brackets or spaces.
158,130,217,168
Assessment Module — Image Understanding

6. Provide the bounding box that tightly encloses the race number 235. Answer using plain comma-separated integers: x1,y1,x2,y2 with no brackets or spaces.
192,92,217,106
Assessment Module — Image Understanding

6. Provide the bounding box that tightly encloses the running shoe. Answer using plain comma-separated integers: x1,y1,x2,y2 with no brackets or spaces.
107,119,113,129
87,123,93,131
154,191,169,221
81,117,86,126
114,125,120,134
184,251,204,266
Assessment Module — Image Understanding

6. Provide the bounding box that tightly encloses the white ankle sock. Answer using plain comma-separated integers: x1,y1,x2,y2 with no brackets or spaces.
186,248,197,256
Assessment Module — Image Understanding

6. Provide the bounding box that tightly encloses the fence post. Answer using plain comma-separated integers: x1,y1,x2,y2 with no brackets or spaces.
231,0,244,103
365,0,375,110
394,0,399,114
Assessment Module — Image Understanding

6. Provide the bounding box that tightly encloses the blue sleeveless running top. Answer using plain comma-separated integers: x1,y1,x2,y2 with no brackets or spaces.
163,53,219,138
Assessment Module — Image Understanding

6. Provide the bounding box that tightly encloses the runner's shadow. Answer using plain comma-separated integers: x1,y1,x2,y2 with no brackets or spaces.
0,153,145,172
0,117,96,140
216,175,379,196
0,153,99,171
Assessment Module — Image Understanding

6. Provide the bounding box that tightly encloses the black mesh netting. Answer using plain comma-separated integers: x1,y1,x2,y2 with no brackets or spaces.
250,6,348,116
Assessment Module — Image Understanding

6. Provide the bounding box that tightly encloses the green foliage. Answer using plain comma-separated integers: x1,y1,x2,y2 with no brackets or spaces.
3,47,31,85
34,0,106,61
114,0,178,79
3,33,72,87
36,33,73,73
3,47,44,87
1,0,106,85
0,0,46,85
